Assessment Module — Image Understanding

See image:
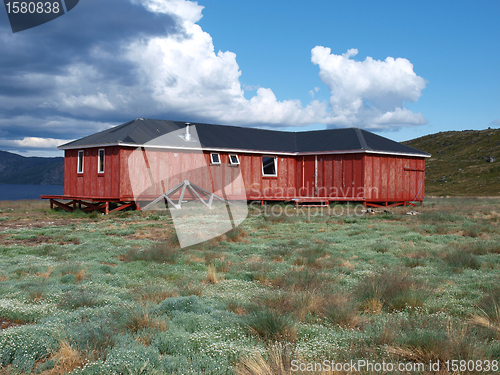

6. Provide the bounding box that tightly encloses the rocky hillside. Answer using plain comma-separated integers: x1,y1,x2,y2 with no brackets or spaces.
0,150,64,185
404,128,500,196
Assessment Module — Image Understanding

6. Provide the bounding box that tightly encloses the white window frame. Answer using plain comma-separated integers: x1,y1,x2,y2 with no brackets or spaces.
98,149,105,173
210,153,221,165
262,156,277,177
229,154,240,166
77,150,84,173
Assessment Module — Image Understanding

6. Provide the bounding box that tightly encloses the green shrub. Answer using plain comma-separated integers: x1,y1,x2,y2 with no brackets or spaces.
60,273,76,284
372,241,391,253
47,307,126,355
157,295,220,316
103,336,163,373
0,323,59,372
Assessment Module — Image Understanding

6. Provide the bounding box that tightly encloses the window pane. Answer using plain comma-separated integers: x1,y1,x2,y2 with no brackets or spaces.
98,150,104,172
211,153,220,163
229,155,239,164
78,151,83,173
262,157,276,176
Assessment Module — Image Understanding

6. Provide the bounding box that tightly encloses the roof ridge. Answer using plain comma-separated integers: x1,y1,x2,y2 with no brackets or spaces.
354,128,370,150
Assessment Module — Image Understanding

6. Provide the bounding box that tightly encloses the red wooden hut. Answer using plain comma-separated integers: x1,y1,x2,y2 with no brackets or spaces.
41,118,430,213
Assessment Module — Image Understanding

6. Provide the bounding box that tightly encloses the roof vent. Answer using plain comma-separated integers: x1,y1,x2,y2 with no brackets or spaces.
184,122,192,141
179,122,197,142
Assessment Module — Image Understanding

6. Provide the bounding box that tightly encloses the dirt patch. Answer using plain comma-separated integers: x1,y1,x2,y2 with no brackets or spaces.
0,317,25,330
0,218,88,232
0,233,81,247
125,224,176,241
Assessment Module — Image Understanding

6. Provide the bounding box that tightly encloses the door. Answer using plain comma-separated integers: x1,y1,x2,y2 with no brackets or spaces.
302,156,316,196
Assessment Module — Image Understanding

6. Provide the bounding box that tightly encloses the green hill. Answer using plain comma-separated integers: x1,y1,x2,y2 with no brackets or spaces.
404,128,500,196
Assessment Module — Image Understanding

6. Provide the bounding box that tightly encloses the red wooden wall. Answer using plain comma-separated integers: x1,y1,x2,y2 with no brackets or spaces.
119,148,297,200
296,154,365,199
364,154,425,202
64,146,425,203
64,147,120,198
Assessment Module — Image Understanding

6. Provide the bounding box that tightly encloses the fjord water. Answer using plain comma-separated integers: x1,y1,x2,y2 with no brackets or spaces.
0,184,63,201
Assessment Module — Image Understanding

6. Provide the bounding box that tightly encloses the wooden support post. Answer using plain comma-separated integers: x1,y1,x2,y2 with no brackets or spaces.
110,202,135,213
50,199,73,212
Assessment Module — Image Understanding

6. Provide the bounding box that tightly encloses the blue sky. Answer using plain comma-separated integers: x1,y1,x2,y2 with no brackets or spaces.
0,0,499,156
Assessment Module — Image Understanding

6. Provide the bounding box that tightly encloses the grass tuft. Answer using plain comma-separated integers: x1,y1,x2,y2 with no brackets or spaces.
46,340,84,375
245,310,297,343
206,265,218,284
356,268,427,312
443,247,481,270
321,294,361,328
235,342,294,375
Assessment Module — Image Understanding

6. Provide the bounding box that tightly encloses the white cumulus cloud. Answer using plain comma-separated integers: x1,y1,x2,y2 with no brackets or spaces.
311,46,427,129
0,0,429,146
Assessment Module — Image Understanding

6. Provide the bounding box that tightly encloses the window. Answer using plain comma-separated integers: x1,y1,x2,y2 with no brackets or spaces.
210,153,221,165
77,150,84,173
229,154,240,165
262,156,277,176
98,149,105,173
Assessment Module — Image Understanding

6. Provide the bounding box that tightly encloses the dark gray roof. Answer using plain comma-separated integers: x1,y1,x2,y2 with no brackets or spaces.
59,118,430,157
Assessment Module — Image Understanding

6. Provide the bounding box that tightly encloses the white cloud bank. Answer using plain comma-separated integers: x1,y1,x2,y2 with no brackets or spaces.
0,137,74,149
120,0,427,129
0,0,428,156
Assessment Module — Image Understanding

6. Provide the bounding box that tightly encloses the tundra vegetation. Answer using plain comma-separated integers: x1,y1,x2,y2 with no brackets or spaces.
0,198,499,374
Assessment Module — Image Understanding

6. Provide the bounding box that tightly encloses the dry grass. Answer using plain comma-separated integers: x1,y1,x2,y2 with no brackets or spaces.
125,306,168,333
355,268,427,312
135,287,179,304
470,314,500,338
43,341,84,375
321,294,362,328
235,342,293,375
74,269,86,283
206,265,218,284
361,298,383,314
28,290,45,302
36,267,53,278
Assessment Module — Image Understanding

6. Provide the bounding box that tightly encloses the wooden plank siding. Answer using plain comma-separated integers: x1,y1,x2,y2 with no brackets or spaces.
363,155,425,202
63,146,425,204
64,147,120,198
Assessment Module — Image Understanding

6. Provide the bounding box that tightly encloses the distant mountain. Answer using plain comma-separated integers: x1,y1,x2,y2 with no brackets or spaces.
404,128,500,196
0,150,64,185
